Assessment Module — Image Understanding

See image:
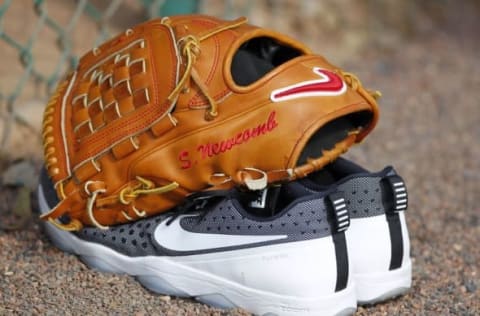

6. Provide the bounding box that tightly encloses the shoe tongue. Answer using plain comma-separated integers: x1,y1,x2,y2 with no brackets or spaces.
245,182,314,217
248,188,270,209
245,186,282,216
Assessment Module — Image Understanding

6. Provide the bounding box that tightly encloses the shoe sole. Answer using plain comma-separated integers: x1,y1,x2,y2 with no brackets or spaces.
354,260,412,305
38,185,356,316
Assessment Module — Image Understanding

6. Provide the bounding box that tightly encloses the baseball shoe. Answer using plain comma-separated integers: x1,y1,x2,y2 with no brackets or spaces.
38,168,356,316
284,157,412,304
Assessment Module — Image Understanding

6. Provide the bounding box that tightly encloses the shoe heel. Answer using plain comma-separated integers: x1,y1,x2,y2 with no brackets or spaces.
355,259,412,304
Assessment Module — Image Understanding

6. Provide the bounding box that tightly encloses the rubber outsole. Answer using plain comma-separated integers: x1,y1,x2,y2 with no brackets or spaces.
358,287,410,305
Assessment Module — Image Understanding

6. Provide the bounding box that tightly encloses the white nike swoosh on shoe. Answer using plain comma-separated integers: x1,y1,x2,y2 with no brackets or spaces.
153,215,288,252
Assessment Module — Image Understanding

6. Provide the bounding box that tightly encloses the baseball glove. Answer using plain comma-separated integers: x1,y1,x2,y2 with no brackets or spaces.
40,15,380,230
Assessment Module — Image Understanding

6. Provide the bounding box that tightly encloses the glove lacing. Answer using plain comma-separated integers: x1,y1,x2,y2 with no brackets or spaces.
340,70,382,104
165,17,247,121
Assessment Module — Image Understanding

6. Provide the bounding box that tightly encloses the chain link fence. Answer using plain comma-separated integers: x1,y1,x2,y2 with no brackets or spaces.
0,1,183,152
0,0,258,156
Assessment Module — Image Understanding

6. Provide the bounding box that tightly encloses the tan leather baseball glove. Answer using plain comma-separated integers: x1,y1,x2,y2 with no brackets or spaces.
40,15,380,231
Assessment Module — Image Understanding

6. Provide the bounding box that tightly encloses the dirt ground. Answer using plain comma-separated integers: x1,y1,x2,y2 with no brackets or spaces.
0,1,479,315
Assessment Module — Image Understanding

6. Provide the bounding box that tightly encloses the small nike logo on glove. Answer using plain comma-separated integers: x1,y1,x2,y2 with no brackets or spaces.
154,215,287,253
270,67,346,102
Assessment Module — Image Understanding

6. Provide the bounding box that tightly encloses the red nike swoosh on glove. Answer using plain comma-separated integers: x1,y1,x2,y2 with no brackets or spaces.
270,67,346,102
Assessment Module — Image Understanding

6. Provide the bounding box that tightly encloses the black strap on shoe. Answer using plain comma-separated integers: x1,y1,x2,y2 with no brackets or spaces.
381,175,408,270
326,192,350,292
